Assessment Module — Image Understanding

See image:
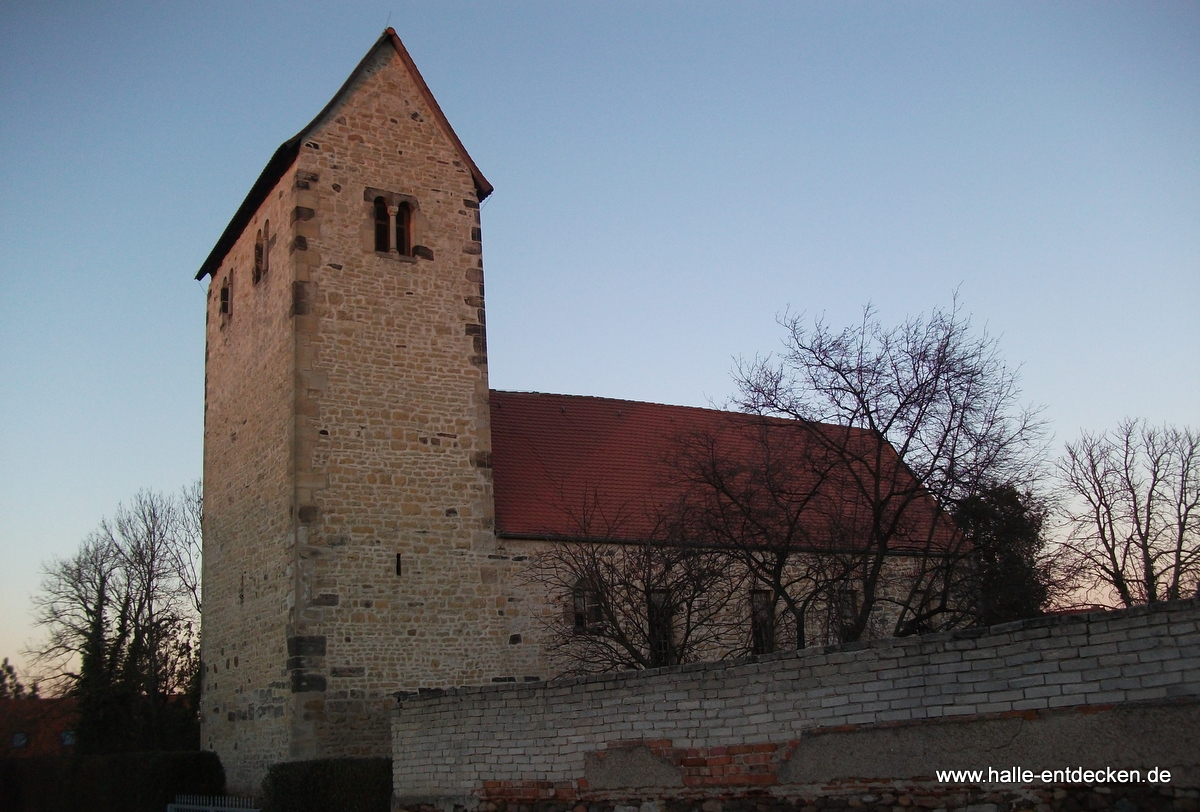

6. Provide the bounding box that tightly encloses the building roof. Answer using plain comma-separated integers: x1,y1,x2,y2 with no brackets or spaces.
488,390,957,551
0,697,78,758
195,29,492,281
490,391,717,541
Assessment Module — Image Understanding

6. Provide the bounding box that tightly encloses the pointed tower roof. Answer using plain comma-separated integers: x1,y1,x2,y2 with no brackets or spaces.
195,29,492,280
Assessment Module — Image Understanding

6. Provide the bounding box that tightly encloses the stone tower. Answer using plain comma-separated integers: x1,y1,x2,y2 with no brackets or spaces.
196,30,537,792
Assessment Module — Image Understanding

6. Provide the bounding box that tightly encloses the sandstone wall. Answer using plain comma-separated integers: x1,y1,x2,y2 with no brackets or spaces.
498,538,946,675
200,165,298,791
392,601,1200,803
202,40,549,793
276,44,540,767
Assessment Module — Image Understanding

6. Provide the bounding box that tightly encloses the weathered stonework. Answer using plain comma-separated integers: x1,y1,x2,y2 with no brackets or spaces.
200,33,542,793
201,164,298,788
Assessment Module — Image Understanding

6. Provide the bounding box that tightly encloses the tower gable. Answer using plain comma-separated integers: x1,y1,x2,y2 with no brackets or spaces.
195,28,491,283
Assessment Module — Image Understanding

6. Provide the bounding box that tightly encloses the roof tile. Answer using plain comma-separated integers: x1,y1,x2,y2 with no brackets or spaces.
489,390,956,551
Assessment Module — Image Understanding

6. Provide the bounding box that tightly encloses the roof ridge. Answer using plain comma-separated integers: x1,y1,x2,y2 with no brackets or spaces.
490,389,735,415
489,389,866,435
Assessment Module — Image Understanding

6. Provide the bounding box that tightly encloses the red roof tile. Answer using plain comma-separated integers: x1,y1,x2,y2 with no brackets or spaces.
491,391,720,540
489,391,956,551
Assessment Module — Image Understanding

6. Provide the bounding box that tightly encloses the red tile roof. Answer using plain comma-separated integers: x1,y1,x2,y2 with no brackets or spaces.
489,391,957,551
0,697,78,758
491,391,716,541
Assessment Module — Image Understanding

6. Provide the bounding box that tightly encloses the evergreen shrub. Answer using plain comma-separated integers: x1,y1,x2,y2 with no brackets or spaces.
0,750,224,812
260,758,392,812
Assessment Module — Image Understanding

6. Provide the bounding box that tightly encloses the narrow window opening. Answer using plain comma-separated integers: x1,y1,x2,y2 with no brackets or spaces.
750,589,775,655
395,553,403,576
253,228,264,284
373,197,390,252
220,277,232,316
831,582,860,644
395,201,412,256
261,220,271,279
648,588,674,667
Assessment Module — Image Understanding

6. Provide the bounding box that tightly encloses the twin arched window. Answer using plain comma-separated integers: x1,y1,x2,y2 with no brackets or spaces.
373,196,412,256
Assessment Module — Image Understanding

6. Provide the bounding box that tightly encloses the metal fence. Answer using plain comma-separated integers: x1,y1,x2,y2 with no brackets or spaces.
166,795,259,812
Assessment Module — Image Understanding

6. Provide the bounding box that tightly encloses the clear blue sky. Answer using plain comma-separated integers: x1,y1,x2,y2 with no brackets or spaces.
1,1,1197,676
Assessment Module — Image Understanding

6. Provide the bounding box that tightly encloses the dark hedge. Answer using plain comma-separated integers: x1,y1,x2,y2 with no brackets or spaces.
260,758,391,812
0,750,224,812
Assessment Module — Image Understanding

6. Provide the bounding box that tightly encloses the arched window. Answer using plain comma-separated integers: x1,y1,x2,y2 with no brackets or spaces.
262,220,270,276
395,201,412,256
253,228,265,284
373,196,390,252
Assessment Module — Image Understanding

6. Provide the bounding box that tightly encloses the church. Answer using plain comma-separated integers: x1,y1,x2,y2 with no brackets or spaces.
195,29,951,793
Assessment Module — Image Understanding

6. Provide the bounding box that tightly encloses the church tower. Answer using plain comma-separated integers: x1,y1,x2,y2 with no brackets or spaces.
196,30,536,792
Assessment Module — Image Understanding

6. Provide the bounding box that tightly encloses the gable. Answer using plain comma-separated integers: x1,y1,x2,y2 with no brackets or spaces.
195,28,491,281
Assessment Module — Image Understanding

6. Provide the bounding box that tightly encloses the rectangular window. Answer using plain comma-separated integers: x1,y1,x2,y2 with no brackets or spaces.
572,582,602,634
750,589,775,655
12,732,28,748
832,583,860,643
648,588,674,667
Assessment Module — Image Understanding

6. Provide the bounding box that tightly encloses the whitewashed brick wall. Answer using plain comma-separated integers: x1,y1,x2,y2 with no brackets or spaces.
392,600,1200,797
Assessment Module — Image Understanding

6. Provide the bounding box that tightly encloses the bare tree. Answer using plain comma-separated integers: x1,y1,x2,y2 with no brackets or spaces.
30,532,126,694
675,415,980,647
524,490,744,674
1059,420,1199,607
672,415,875,650
731,300,1047,641
28,483,203,752
171,479,204,617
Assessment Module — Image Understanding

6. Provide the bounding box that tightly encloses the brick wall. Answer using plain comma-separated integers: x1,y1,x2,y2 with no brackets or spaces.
392,600,1200,801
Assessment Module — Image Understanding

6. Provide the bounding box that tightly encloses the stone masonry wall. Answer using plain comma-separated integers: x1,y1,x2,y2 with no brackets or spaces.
280,43,540,768
392,600,1200,802
201,164,298,791
203,39,547,793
